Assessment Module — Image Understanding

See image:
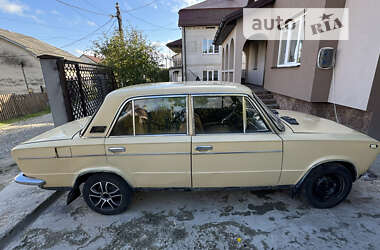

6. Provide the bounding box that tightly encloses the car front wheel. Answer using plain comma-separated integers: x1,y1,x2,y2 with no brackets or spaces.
302,164,353,208
83,173,132,215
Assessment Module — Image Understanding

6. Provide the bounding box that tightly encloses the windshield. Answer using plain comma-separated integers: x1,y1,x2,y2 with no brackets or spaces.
251,92,285,132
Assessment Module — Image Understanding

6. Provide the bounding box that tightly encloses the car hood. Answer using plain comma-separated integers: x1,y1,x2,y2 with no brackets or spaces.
277,110,358,134
23,117,89,144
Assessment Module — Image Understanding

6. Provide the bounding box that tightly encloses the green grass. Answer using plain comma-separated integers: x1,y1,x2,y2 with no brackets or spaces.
0,108,51,127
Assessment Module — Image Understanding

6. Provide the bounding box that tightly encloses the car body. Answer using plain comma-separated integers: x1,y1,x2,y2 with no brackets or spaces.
12,82,380,214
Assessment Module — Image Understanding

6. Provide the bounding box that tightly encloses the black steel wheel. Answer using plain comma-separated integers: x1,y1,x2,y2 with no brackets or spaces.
83,173,132,215
302,164,352,208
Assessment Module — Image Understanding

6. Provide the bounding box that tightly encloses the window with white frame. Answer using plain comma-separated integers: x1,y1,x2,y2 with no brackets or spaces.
277,15,304,67
202,70,218,81
202,40,219,54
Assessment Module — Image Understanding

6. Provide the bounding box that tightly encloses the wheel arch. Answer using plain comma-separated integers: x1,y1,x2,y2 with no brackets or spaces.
72,168,135,190
295,159,357,189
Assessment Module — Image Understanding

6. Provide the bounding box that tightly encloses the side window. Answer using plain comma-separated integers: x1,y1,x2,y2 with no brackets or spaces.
134,97,187,135
110,101,133,136
193,96,243,134
244,97,269,132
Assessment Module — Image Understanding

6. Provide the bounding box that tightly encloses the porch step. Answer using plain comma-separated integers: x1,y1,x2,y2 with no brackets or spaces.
255,93,274,99
244,84,280,110
266,103,280,109
259,98,277,105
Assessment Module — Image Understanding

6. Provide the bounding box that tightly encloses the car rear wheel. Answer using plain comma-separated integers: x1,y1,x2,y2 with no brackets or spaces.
83,173,132,215
302,164,352,208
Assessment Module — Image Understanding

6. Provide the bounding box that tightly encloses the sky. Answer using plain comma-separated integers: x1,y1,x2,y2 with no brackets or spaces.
0,0,202,60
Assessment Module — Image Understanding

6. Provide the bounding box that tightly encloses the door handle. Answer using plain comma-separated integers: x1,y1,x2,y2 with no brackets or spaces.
108,147,126,153
195,145,213,152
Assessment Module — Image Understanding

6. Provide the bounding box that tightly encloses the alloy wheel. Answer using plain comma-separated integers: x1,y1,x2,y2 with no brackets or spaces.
88,181,123,211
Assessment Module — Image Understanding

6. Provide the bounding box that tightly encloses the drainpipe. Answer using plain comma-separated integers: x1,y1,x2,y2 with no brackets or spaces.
182,27,187,81
20,62,29,93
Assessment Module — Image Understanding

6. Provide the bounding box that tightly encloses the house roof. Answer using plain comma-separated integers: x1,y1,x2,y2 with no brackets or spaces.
178,0,248,27
80,54,103,64
214,0,275,45
166,39,182,53
182,0,247,10
0,28,78,61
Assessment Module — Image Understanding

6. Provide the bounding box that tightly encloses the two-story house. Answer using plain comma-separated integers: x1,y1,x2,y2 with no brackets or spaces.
213,0,380,139
174,0,248,82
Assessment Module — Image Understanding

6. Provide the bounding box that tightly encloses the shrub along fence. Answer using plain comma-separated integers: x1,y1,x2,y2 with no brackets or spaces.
0,93,49,121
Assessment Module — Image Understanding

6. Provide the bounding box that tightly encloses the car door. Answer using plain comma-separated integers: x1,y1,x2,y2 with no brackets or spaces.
105,95,191,188
191,94,282,188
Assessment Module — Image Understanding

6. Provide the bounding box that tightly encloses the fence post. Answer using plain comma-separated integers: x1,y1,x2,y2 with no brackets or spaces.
38,55,70,126
57,59,74,121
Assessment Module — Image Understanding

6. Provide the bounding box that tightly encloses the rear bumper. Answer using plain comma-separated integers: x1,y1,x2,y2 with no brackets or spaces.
15,173,45,186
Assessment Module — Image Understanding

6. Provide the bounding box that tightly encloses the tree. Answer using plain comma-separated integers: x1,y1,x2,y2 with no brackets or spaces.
93,27,164,86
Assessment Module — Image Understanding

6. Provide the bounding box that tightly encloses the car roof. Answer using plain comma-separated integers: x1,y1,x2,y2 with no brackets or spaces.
108,81,253,99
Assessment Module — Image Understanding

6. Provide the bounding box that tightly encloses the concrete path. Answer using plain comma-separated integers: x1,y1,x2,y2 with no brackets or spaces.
3,177,380,249
0,183,57,247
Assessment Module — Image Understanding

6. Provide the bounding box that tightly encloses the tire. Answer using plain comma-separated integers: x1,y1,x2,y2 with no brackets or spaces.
83,173,132,215
302,164,352,209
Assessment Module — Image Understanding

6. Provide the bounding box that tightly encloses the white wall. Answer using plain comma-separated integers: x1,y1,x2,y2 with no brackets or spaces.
183,26,221,81
328,0,380,110
0,39,45,94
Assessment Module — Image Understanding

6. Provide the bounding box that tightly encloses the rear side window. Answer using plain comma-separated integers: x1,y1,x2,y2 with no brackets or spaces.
134,97,187,135
110,96,187,136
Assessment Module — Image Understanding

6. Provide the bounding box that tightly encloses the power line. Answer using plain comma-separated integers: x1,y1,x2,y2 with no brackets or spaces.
81,0,104,12
121,0,158,13
60,17,114,48
126,12,179,31
104,19,117,37
55,0,112,17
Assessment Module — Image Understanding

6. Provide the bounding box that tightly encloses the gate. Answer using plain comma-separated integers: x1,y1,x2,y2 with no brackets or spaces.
57,60,118,121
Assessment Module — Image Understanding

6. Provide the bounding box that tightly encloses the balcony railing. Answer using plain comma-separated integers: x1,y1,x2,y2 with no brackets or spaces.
172,58,182,68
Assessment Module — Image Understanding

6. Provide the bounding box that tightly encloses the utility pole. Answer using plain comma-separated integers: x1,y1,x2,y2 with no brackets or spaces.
115,2,124,38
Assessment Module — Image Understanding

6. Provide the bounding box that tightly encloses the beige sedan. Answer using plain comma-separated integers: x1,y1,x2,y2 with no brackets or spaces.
12,82,380,215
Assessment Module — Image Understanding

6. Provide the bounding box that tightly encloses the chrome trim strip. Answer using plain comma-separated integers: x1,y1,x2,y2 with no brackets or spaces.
109,134,188,137
19,154,106,160
18,156,57,160
19,150,280,159
193,150,282,155
15,173,45,186
107,152,190,157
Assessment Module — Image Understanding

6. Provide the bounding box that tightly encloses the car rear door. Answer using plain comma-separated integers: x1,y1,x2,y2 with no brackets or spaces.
191,94,282,188
105,95,191,188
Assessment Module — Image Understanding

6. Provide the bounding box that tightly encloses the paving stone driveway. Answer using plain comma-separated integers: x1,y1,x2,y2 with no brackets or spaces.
5,176,380,250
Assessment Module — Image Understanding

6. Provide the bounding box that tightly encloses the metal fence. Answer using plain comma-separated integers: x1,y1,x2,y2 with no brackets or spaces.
57,60,118,121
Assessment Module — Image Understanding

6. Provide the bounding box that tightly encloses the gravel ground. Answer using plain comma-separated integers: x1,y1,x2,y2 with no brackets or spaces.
0,113,53,190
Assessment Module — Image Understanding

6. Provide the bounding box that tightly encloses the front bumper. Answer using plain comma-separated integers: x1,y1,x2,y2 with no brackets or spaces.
15,173,45,186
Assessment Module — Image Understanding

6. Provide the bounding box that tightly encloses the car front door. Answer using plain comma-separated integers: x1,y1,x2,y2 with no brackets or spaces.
191,94,282,188
105,95,191,188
